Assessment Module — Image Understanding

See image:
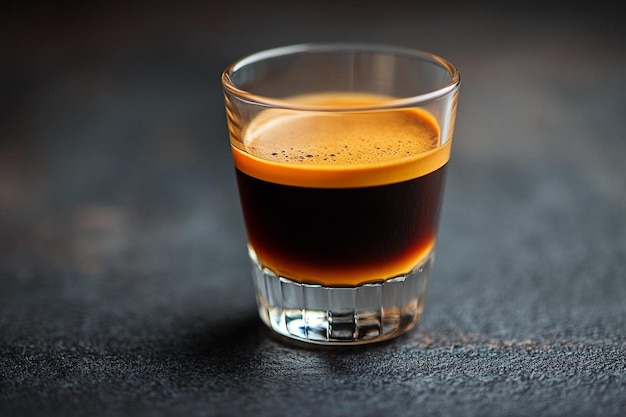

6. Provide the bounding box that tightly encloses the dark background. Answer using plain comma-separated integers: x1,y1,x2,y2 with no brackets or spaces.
1,2,625,416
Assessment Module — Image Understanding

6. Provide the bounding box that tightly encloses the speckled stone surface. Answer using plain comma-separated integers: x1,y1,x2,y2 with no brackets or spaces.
1,2,624,416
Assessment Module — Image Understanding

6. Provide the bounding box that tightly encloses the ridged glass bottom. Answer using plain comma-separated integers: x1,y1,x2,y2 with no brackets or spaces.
252,250,433,345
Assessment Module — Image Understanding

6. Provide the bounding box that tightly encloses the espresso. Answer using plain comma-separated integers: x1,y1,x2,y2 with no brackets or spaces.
232,93,450,286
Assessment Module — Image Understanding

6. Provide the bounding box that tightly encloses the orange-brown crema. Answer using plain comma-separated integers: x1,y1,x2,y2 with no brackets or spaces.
231,92,451,189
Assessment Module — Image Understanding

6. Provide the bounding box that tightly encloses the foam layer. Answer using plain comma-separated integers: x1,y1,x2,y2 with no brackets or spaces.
232,92,450,188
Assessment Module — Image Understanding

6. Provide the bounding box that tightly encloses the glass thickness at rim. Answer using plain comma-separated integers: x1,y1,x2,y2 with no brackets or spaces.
221,43,461,111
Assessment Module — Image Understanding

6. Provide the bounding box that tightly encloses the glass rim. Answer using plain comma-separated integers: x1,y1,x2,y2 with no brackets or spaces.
221,42,461,112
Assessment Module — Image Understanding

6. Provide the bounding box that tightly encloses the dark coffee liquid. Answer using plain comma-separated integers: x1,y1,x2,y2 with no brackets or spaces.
235,164,446,285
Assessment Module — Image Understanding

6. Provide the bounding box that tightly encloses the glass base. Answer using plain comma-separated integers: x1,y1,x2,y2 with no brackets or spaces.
252,251,433,345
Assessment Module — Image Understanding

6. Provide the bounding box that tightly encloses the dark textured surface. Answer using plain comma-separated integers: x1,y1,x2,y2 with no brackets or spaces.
1,2,625,416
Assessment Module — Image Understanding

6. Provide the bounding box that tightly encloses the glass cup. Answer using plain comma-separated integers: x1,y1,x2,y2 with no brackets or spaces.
222,43,460,345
